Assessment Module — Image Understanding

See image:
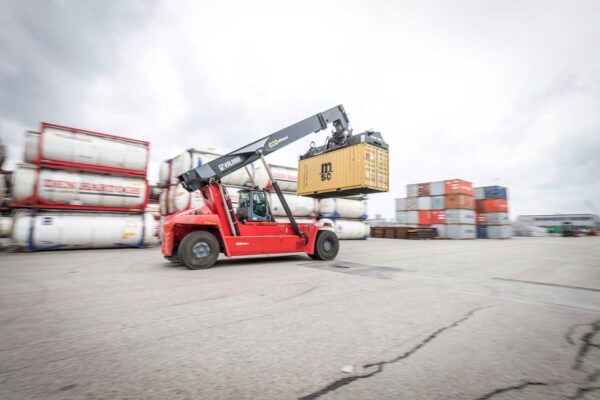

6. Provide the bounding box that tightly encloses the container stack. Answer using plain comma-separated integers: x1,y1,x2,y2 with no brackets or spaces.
475,186,513,239
8,123,156,251
396,179,476,239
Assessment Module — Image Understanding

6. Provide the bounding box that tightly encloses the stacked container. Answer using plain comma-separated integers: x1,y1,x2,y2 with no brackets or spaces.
9,123,156,250
395,179,476,239
475,186,513,239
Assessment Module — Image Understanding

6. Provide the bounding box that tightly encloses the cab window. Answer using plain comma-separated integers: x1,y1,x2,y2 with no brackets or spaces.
238,191,250,208
252,191,267,218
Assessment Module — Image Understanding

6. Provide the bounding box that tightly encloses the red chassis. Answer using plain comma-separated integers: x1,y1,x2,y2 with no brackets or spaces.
161,183,337,269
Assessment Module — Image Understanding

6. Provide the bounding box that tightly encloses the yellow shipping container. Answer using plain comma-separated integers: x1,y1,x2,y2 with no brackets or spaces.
297,142,389,198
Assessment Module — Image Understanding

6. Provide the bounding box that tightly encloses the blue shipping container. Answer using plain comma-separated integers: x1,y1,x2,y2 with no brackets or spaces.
483,186,508,200
477,226,488,238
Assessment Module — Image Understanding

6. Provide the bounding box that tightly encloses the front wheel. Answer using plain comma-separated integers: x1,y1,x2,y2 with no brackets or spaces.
178,231,220,270
309,230,339,261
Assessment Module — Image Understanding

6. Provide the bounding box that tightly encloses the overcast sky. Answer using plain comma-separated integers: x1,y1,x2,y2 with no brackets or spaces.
1,0,599,219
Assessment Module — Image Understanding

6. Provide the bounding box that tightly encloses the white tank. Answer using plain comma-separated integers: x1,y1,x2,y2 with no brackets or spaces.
0,216,13,237
0,139,5,168
159,190,168,215
145,202,160,216
269,193,317,217
158,216,165,241
158,161,170,187
254,164,298,192
167,183,205,214
224,186,242,206
159,185,263,215
11,211,156,250
0,173,6,198
153,217,160,239
25,126,149,173
317,218,369,239
169,150,255,187
274,217,315,224
318,198,367,219
24,131,39,163
13,164,148,209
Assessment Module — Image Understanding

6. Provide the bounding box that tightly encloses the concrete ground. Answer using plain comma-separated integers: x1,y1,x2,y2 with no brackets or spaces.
1,237,599,400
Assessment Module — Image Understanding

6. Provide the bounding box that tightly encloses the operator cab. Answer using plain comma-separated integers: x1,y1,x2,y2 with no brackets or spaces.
236,189,275,223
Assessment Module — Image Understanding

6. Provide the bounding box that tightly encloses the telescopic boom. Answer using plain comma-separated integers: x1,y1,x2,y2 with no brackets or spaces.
178,105,350,192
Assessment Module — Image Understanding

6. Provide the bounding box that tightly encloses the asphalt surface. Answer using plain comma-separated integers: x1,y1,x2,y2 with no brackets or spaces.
1,237,599,399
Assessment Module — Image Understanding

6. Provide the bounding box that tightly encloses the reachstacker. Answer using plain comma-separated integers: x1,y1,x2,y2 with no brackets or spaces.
161,105,387,269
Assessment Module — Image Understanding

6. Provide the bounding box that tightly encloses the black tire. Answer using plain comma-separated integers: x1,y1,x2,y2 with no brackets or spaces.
310,230,339,261
178,231,220,270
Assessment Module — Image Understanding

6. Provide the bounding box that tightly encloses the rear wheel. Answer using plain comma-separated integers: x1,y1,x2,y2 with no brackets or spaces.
309,230,339,261
178,231,220,270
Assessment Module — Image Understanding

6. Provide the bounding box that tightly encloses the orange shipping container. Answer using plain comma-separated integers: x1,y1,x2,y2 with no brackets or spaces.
445,179,474,196
476,199,508,213
431,210,445,224
418,210,433,225
445,194,475,209
417,183,430,196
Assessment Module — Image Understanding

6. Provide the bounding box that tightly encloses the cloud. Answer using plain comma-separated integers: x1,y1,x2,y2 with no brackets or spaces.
1,0,599,219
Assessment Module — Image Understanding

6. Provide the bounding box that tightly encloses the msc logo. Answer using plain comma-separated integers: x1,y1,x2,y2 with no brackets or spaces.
320,162,333,181
268,136,288,148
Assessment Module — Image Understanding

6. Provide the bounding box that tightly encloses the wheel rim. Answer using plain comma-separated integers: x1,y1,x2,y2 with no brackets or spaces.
192,242,210,261
323,239,332,252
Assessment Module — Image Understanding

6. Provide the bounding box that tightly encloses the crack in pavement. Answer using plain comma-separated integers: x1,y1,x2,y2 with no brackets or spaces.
481,318,600,399
567,319,600,399
472,381,550,400
569,386,600,399
297,305,492,400
274,285,320,303
569,319,600,371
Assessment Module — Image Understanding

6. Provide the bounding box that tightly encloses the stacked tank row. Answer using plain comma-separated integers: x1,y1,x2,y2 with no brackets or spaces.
157,149,369,239
0,139,12,239
475,186,512,239
395,179,477,239
6,123,156,251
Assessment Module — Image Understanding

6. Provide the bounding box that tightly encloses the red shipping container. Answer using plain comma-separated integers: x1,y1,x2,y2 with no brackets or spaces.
444,179,474,196
417,183,430,196
476,213,487,225
418,210,433,225
476,199,508,213
445,194,475,209
431,210,445,224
